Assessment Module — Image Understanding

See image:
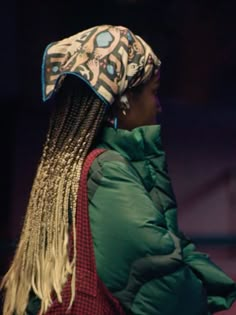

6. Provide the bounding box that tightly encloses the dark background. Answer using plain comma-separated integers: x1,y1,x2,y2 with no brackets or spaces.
1,0,236,312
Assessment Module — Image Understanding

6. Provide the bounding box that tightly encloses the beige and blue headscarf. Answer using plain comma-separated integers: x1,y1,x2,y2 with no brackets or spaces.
42,25,161,105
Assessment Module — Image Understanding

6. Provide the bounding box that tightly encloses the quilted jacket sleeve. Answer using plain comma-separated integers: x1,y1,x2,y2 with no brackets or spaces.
88,155,236,315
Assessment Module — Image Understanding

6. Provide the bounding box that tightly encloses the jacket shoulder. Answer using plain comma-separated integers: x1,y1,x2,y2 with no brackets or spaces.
88,149,139,201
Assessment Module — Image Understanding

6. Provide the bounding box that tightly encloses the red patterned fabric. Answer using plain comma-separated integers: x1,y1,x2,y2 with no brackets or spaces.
43,149,126,315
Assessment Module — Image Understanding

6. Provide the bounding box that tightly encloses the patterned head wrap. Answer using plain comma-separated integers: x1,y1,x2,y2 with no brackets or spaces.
42,25,161,105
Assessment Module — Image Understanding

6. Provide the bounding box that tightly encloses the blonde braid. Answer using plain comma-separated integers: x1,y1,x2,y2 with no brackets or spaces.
1,76,106,315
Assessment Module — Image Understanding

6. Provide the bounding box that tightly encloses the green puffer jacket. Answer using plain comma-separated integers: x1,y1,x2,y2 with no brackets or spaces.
26,125,236,315
88,125,236,315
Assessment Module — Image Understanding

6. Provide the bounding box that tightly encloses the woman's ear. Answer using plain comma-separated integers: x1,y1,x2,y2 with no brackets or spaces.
125,89,134,104
119,94,131,116
120,94,130,108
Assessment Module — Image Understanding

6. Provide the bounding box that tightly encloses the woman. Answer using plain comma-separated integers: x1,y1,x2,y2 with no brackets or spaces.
1,25,236,315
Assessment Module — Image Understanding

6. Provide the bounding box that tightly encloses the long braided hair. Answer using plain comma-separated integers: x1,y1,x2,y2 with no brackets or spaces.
1,76,107,315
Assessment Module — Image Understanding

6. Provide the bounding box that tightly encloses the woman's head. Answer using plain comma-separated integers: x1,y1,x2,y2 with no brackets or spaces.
42,24,161,131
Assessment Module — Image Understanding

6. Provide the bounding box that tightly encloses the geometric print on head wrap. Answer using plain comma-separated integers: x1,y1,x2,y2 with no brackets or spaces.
41,24,161,105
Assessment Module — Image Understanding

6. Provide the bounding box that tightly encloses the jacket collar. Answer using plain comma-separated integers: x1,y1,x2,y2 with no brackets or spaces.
98,125,163,161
